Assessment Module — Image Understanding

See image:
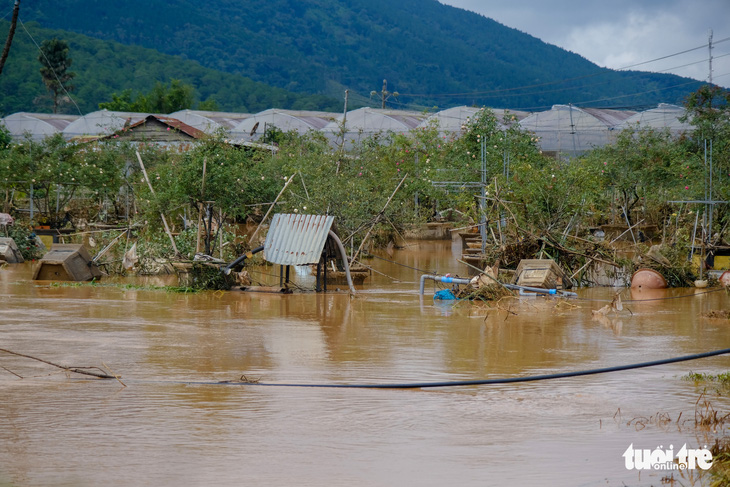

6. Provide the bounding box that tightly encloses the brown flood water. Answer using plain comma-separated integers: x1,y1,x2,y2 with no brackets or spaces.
1,239,729,487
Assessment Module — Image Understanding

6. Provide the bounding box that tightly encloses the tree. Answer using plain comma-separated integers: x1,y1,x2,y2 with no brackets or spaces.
99,79,196,113
97,89,148,112
682,85,730,140
38,38,76,113
0,124,11,149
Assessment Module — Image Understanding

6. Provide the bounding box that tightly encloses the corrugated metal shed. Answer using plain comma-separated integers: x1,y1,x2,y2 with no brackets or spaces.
264,214,335,265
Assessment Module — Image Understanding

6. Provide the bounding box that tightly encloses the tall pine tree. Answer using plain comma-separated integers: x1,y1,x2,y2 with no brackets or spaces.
38,38,75,113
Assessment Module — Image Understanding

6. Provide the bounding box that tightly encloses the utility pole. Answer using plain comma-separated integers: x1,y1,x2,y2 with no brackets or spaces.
0,0,20,76
708,29,714,85
337,89,349,170
342,89,349,124
370,79,398,109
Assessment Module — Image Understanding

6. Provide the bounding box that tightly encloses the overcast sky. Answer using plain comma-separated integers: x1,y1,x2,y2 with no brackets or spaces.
440,0,730,86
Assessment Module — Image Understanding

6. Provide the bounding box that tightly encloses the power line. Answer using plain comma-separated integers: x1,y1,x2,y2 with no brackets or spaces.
397,37,729,101
17,17,82,115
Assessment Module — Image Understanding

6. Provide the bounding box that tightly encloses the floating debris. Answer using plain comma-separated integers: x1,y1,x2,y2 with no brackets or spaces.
0,237,24,264
32,244,102,281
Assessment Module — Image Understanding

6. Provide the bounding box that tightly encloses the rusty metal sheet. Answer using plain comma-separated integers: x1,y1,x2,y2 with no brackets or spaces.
263,213,334,265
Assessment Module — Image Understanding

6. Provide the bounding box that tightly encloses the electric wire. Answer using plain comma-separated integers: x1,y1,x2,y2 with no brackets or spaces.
398,37,730,100
363,252,437,275
17,17,82,116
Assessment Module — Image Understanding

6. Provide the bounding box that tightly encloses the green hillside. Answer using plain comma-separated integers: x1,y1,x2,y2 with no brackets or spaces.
14,0,706,110
0,21,343,115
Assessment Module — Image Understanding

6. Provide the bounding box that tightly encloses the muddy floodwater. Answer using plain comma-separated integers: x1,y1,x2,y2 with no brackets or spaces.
1,239,729,487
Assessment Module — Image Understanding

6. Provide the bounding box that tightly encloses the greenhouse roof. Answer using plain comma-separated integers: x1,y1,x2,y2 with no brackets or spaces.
321,107,427,148
417,106,529,135
2,112,80,141
518,105,635,157
2,103,702,156
167,110,251,133
618,103,692,133
231,109,337,141
63,110,152,139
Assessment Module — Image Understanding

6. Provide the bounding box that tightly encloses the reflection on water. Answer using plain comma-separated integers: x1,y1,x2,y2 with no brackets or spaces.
1,239,729,487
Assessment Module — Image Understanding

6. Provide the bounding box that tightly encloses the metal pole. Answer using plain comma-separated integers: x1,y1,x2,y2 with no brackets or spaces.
480,137,487,253
709,139,713,242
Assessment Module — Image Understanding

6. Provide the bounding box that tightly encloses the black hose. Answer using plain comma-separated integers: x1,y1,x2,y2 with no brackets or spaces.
190,347,730,389
221,245,264,275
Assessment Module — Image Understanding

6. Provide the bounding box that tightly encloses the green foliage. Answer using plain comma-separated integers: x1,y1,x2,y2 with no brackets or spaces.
15,0,706,110
0,84,727,275
683,371,730,393
682,85,730,231
578,126,701,225
0,135,128,226
0,21,343,115
99,79,195,113
5,223,45,260
0,124,11,149
37,38,76,113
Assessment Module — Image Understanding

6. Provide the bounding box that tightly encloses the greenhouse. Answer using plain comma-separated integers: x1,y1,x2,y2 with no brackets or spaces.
167,110,251,135
417,106,529,137
62,109,151,140
617,103,692,135
517,105,635,159
2,112,80,141
231,109,336,141
322,107,427,149
0,104,698,155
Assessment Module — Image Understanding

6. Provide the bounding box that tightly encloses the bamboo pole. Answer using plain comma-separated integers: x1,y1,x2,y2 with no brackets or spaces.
136,151,179,255
249,174,296,244
351,173,408,263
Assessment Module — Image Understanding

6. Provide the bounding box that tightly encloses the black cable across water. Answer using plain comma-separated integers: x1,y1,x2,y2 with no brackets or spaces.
181,347,730,389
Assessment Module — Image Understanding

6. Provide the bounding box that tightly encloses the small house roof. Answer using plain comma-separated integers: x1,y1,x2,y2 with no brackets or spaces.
95,115,207,142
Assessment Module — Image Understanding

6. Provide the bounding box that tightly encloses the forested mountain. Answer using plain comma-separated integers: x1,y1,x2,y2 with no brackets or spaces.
5,0,707,114
0,21,343,115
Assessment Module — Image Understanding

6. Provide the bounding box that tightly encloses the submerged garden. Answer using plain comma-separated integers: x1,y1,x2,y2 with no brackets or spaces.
1,85,729,288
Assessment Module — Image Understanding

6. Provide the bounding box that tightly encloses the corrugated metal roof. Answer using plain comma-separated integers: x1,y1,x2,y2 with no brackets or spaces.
264,214,334,265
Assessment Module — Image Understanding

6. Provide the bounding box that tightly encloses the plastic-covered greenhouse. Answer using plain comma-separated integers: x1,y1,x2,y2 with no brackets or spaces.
322,107,427,149
517,105,635,159
167,110,251,135
617,103,692,135
0,104,698,156
2,112,79,141
62,110,151,140
231,109,336,141
417,106,529,137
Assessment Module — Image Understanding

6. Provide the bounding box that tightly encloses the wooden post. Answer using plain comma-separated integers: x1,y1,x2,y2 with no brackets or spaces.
135,151,179,255
249,174,296,244
195,157,207,254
